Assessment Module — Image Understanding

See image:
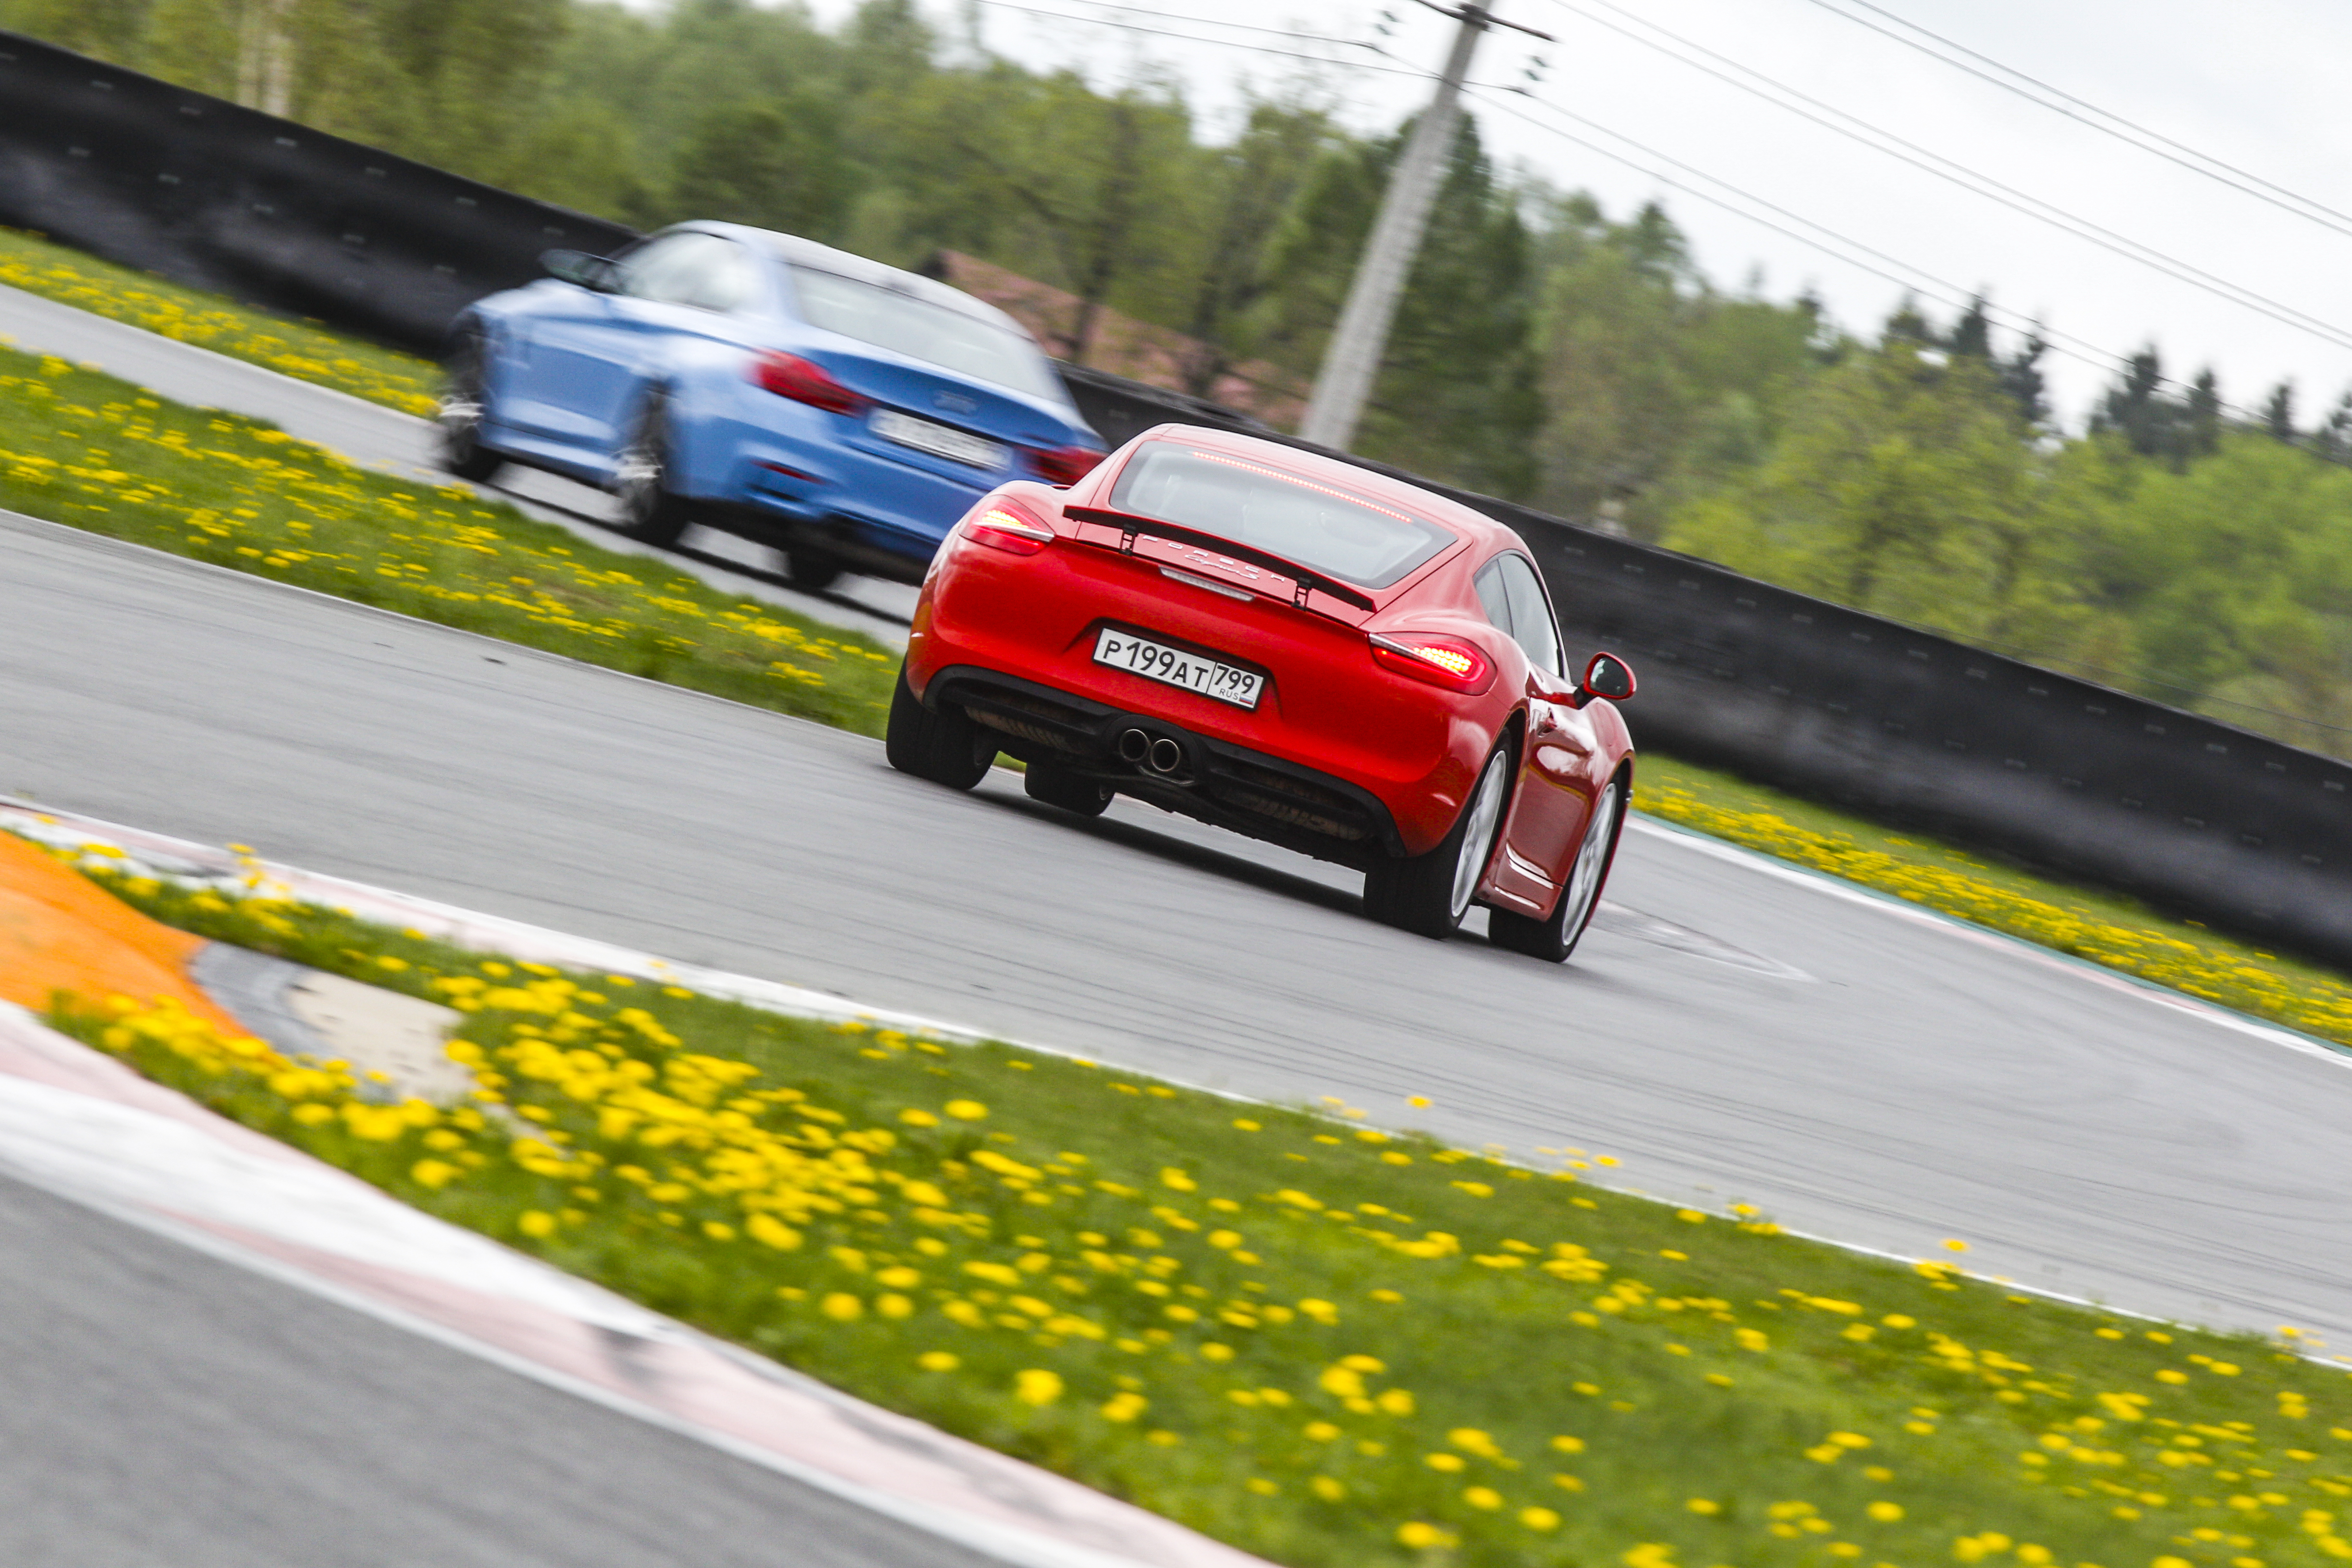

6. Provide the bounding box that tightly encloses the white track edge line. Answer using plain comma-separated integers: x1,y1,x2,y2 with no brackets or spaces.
1624,813,2352,1068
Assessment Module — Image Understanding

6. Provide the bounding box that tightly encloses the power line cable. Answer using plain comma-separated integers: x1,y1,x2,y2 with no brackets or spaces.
1473,88,2109,369
969,1,1420,75
1797,0,2352,236
1468,86,2327,440
1004,0,1380,51
1530,0,2352,354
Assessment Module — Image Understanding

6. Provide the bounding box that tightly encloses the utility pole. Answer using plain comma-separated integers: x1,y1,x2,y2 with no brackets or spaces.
1298,3,1548,451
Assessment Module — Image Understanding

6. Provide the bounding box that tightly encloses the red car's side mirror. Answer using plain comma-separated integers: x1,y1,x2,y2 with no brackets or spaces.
1579,650,1635,705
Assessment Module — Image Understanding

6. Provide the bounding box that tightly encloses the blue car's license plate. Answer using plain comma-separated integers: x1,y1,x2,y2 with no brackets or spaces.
870,407,1006,471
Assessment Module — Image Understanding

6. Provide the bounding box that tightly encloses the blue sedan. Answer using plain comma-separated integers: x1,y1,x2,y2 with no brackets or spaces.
437,222,1106,588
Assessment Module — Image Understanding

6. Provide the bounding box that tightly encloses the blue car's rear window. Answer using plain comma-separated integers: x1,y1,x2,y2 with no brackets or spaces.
787,267,1063,403
1111,445,1457,589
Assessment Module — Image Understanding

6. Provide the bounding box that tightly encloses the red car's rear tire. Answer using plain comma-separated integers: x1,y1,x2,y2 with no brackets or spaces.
1363,744,1513,940
1023,760,1110,816
886,667,995,788
1490,775,1625,962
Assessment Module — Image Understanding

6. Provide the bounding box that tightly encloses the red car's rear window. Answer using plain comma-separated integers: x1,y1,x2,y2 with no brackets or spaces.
1110,445,1456,589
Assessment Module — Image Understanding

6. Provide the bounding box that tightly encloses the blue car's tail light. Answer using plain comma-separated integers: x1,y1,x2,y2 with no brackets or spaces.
1026,444,1105,488
749,350,868,416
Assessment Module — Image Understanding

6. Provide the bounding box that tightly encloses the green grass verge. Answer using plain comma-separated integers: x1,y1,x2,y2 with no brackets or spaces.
41,847,2352,1568
4,251,2348,1051
0,225,441,415
0,343,894,734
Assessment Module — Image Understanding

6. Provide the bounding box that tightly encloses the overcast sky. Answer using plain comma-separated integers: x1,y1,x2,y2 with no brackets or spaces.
800,0,2352,429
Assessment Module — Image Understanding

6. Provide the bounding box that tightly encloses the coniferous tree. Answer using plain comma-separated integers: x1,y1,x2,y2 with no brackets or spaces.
2186,369,2223,459
2314,390,2352,464
1947,295,1993,362
1997,328,2050,427
1881,296,1934,348
2093,348,2191,466
2264,380,2298,444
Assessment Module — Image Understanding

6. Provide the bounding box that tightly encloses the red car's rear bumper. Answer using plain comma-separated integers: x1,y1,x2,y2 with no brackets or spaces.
907,530,1490,862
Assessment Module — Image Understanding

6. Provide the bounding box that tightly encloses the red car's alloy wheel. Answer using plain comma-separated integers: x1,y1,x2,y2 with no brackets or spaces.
1489,775,1626,962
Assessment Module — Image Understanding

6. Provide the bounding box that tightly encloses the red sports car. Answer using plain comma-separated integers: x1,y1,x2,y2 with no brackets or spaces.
887,424,1638,960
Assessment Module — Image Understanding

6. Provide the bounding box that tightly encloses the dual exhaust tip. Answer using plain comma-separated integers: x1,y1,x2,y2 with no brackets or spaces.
1117,727,1187,776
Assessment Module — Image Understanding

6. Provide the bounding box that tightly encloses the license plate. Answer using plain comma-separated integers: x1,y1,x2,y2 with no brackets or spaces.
1093,628,1264,709
870,407,1006,470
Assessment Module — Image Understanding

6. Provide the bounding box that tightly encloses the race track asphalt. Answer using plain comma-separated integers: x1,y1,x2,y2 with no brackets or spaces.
0,1169,1002,1568
6,509,2351,1360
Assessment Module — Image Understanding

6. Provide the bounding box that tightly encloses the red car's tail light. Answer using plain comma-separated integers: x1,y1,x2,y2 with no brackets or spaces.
1026,444,1104,487
1370,633,1495,693
962,498,1056,555
748,351,867,415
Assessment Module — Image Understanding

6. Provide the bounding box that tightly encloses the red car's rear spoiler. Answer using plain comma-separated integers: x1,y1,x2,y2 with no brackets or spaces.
1061,505,1379,615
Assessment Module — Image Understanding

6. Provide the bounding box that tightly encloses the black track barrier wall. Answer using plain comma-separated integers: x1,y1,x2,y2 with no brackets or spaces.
8,35,2350,973
1058,368,2352,975
0,32,633,354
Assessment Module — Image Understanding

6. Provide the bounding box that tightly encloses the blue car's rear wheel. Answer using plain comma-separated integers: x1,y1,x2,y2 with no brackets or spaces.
613,393,694,549
779,547,845,591
435,334,505,483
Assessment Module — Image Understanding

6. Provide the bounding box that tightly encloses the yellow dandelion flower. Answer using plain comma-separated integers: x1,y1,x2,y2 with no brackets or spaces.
410,1158,460,1189
1014,1369,1063,1406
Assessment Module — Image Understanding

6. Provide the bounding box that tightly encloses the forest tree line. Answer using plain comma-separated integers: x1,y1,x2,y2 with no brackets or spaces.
11,0,2352,758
